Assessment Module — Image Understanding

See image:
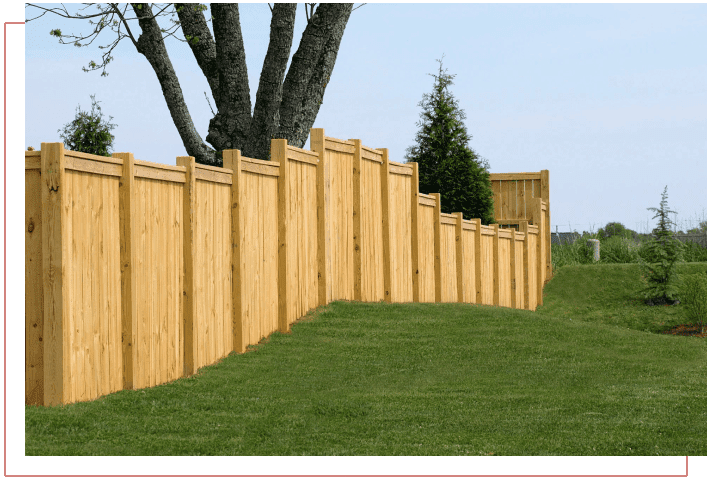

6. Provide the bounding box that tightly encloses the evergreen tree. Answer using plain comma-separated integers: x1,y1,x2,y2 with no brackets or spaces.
638,186,683,305
405,58,495,224
58,94,117,157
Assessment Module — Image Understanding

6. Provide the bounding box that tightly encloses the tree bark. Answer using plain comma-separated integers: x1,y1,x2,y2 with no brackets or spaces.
175,3,220,108
287,5,352,149
277,3,353,146
131,3,216,165
244,3,297,160
133,3,353,165
206,3,252,153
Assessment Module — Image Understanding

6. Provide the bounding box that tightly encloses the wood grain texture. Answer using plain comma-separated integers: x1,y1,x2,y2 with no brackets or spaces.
311,129,329,306
352,139,363,301
41,143,69,406
418,204,436,303
410,163,420,302
275,140,290,332
462,226,476,303
380,149,392,303
26,142,549,406
455,213,464,304
223,150,244,353
26,168,43,405
115,152,137,390
388,170,412,302
432,193,442,303
176,157,196,377
360,153,384,302
439,222,457,303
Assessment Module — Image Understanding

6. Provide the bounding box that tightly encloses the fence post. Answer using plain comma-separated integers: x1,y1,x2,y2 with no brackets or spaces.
311,128,330,306
114,151,136,390
455,212,464,303
510,226,517,310
380,148,392,303
492,224,500,306
41,142,69,406
431,193,442,303
410,163,421,303
541,170,551,282
534,198,544,307
351,139,363,302
472,218,482,304
520,221,530,310
222,150,244,353
274,139,291,331
176,156,196,376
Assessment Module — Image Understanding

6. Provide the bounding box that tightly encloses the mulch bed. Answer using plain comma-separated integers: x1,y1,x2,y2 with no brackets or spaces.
660,324,707,338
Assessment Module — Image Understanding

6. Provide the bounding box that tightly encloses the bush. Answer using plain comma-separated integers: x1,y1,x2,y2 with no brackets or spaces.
679,241,707,263
58,94,116,157
599,236,640,264
598,222,638,240
681,273,707,332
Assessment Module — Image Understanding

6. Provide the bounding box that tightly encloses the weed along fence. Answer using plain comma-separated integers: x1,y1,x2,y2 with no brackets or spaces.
25,129,550,406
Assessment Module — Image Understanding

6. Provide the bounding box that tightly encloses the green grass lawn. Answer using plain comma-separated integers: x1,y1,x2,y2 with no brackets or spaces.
26,264,706,456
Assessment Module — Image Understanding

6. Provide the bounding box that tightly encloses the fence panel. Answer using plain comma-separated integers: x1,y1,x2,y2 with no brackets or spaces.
388,163,413,302
461,221,477,303
359,150,385,302
497,230,512,308
26,134,550,406
480,227,495,305
193,168,232,370
417,198,436,302
25,158,43,405
241,162,279,349
323,137,355,302
439,215,458,303
276,142,320,328
31,146,125,405
490,171,551,283
132,166,184,390
67,155,122,403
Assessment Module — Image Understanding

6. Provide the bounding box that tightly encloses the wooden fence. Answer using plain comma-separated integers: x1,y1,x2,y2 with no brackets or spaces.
490,171,551,283
25,129,550,406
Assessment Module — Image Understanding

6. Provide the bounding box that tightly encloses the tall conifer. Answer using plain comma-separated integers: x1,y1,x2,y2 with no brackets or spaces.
405,58,495,224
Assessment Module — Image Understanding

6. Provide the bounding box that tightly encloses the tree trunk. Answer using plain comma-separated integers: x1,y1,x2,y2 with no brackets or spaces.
132,3,217,165
134,3,354,166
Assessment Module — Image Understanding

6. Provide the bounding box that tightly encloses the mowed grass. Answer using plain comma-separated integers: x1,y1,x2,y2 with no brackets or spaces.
26,266,706,456
538,262,707,334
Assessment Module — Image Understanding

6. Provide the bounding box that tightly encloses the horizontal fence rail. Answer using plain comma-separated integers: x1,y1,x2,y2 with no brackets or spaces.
26,130,550,406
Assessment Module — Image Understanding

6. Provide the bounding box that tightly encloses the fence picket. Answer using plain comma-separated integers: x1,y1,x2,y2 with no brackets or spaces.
26,134,550,406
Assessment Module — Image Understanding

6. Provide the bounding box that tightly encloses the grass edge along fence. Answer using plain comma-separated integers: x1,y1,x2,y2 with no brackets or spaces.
25,130,549,406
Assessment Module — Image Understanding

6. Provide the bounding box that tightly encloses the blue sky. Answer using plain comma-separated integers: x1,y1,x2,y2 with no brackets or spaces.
22,2,708,234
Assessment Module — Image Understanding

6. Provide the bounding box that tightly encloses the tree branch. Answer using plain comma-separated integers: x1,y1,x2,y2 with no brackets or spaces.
292,5,353,148
278,3,353,143
131,3,217,165
207,3,252,151
27,3,180,75
174,3,221,109
245,3,296,159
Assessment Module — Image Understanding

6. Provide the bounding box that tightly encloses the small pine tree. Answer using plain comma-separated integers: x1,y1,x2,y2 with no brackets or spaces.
638,186,683,305
405,58,495,224
58,94,117,157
